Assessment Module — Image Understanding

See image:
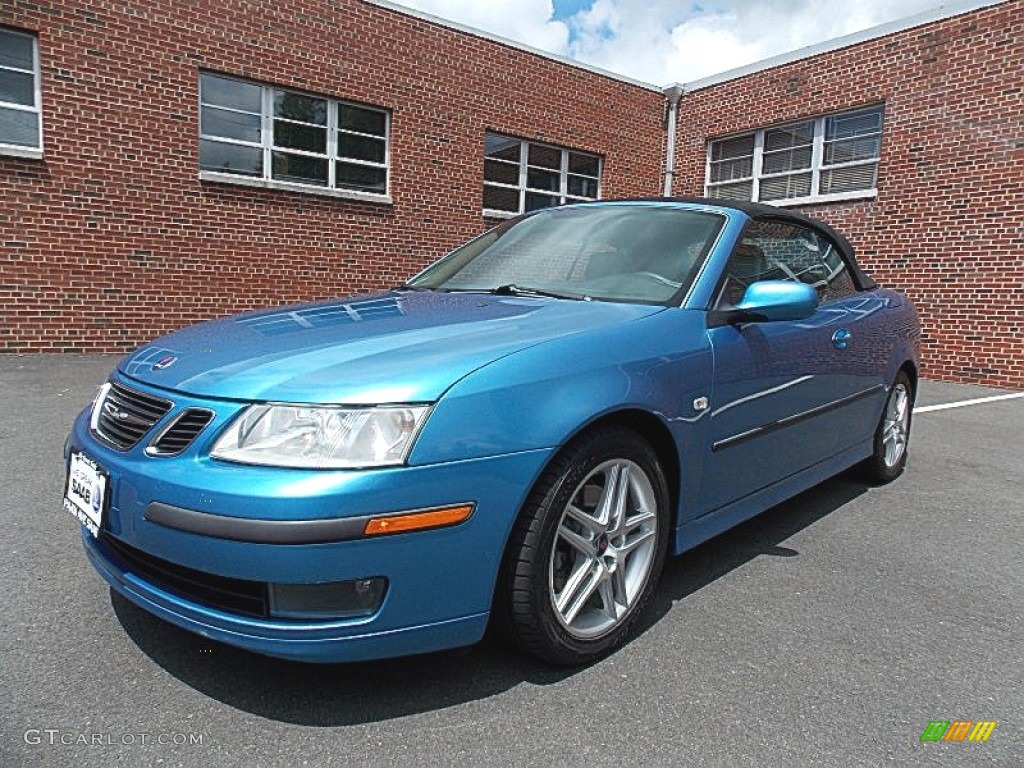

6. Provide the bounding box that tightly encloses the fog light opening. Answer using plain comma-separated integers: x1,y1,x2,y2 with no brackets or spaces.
268,577,387,620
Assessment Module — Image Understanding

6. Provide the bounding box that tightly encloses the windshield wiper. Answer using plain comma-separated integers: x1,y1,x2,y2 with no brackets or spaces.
393,284,433,292
488,284,588,301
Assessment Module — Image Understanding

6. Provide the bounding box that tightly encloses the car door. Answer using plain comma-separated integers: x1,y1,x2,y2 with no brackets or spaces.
698,218,884,514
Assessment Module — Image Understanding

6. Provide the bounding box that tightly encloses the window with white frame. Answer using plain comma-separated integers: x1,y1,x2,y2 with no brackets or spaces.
483,133,600,215
706,106,883,205
0,29,42,156
199,73,389,197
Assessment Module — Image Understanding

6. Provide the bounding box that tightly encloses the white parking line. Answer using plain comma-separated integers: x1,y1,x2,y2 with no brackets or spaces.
917,392,1024,413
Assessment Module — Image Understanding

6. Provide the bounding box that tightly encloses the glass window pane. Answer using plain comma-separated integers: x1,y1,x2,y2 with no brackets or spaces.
199,139,263,175
484,159,519,185
759,172,812,201
0,32,34,71
821,268,856,302
0,70,35,106
528,144,561,170
272,151,328,185
0,106,38,147
826,109,882,140
273,120,326,153
568,175,598,198
762,145,813,174
274,91,326,125
335,162,386,193
200,74,262,113
710,134,753,161
824,135,881,165
568,152,599,176
338,132,385,163
763,121,813,151
338,104,386,136
820,240,844,273
201,105,261,143
525,192,559,211
821,163,877,194
527,167,560,192
483,185,519,212
707,180,753,201
709,156,753,183
485,134,521,162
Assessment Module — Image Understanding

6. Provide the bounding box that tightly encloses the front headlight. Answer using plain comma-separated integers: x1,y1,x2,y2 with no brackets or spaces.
210,404,431,469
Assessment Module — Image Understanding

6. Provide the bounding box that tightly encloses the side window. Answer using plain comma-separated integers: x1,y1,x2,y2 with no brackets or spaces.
714,219,857,308
198,73,390,198
0,28,42,156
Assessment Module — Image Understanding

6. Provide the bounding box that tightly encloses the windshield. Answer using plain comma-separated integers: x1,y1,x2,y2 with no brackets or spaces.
408,204,725,304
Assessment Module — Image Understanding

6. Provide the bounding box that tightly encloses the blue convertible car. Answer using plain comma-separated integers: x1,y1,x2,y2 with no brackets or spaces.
64,198,919,664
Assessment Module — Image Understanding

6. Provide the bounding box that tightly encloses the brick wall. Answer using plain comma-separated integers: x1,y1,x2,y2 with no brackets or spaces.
3,0,1022,389
673,1,1023,388
0,0,665,353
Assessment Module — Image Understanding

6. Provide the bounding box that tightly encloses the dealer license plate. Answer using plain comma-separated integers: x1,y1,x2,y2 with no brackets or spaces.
63,451,108,538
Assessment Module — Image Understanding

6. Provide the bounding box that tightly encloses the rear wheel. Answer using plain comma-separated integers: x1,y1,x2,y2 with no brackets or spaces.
861,371,913,483
498,426,669,665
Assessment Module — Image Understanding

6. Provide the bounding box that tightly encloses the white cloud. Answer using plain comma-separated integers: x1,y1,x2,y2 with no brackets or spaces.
388,0,571,54
385,0,952,84
566,0,702,82
568,0,949,83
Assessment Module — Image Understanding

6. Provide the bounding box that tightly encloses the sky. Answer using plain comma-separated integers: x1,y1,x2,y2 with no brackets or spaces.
386,0,958,84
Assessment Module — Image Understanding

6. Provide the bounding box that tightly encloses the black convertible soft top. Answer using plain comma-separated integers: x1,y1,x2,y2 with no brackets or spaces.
618,196,878,291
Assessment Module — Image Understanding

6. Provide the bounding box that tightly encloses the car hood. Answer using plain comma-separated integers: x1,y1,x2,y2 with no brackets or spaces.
118,291,665,403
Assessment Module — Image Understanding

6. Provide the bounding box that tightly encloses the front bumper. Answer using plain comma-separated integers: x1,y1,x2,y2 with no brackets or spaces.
67,381,553,663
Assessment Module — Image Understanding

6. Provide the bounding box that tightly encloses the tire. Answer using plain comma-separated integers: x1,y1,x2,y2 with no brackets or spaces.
861,371,913,483
497,426,670,665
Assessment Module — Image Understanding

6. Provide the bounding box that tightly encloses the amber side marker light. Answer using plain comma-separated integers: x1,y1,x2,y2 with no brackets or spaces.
363,504,475,536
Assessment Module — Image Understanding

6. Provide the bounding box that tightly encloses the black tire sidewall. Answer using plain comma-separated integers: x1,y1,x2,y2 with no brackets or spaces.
866,371,913,483
508,426,670,664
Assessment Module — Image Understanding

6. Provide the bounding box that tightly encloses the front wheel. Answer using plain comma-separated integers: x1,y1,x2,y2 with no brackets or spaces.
861,371,913,483
498,426,670,665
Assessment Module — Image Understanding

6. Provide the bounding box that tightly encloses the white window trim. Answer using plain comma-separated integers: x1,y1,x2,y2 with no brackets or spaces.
483,134,601,217
198,73,391,203
754,188,878,208
0,29,43,159
704,106,882,206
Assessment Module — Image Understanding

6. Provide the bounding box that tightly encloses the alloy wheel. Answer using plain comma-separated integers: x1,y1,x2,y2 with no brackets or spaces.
548,459,659,639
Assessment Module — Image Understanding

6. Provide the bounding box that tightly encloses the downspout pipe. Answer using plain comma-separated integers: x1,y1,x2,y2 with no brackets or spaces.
662,84,685,197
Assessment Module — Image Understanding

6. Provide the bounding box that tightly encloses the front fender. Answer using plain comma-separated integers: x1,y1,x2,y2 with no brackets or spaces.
408,308,714,518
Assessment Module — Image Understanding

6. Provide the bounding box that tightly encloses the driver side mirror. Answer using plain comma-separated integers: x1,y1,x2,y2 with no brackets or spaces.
710,280,818,326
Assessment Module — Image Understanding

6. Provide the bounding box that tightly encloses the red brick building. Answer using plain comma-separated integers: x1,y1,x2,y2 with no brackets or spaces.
671,0,1023,388
1,0,1021,388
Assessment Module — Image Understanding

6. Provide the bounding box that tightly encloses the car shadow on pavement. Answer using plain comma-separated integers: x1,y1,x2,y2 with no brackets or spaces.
112,472,868,726
636,473,868,635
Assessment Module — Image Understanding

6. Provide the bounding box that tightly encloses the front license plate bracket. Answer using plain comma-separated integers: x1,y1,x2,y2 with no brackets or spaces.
63,451,108,538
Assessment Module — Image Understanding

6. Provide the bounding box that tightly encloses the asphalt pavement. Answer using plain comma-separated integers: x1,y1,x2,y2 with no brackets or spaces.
1,355,1021,767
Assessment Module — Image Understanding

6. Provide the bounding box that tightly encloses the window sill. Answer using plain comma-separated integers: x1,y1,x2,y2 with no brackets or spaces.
0,145,43,160
199,171,392,205
759,189,877,208
482,208,518,219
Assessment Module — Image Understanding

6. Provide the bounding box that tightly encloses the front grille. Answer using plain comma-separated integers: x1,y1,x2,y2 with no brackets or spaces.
147,408,215,456
101,533,269,618
94,382,173,450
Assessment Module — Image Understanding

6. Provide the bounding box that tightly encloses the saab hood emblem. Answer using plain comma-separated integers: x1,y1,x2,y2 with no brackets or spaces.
152,355,178,371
